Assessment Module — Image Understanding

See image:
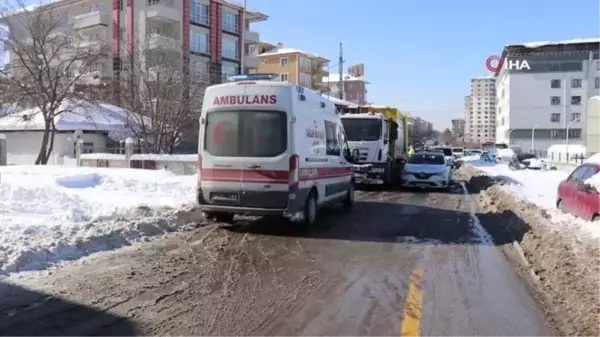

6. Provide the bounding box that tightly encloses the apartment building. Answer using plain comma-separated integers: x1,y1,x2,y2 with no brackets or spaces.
495,38,600,152
322,73,368,105
5,0,267,85
463,95,472,141
587,96,600,154
409,116,434,144
468,76,496,144
253,42,329,91
451,117,466,140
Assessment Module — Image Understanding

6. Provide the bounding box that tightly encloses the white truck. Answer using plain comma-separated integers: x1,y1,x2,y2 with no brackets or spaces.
338,106,408,186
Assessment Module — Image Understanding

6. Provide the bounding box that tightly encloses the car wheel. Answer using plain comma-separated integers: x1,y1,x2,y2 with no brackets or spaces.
297,190,318,227
204,212,235,224
342,182,355,209
557,200,565,212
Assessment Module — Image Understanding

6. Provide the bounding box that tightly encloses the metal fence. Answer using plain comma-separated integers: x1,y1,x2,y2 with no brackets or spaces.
531,150,594,166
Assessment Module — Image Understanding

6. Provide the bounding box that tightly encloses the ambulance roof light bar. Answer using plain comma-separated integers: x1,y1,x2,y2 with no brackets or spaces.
228,73,280,82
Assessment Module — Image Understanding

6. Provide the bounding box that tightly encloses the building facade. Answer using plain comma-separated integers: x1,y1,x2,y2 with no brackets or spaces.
5,0,267,85
463,95,472,141
586,96,600,154
253,42,329,91
451,117,466,140
322,73,368,105
495,38,600,152
468,76,496,144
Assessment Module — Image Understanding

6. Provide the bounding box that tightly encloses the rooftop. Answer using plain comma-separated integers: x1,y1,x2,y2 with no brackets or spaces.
258,44,328,61
506,37,600,49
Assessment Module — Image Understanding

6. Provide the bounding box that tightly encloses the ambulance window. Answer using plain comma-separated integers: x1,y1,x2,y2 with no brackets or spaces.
325,120,340,156
205,110,287,157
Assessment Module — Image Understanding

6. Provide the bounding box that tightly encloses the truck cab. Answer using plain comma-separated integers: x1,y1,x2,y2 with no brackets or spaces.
338,106,405,185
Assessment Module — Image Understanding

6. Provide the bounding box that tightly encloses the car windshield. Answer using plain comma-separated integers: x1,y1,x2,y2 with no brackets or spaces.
442,148,452,156
205,110,287,157
341,118,382,141
517,153,538,161
408,154,445,165
452,148,463,152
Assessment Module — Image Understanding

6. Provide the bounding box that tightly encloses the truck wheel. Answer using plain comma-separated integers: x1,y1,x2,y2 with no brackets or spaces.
342,182,355,209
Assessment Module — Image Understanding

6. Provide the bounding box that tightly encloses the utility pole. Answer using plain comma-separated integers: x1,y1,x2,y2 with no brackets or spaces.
239,0,247,74
338,42,344,100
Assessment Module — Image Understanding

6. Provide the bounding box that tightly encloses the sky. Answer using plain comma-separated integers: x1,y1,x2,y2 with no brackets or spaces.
10,0,600,130
250,0,599,129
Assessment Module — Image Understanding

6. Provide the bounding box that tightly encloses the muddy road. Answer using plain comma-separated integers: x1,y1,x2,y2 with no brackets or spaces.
0,185,556,336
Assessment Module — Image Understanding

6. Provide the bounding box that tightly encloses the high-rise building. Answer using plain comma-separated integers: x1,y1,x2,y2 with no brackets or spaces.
495,38,599,152
4,0,268,85
463,95,472,141
468,76,496,144
451,118,465,140
253,42,329,92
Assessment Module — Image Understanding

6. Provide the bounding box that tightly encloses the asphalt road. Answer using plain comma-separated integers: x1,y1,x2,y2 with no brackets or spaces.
0,184,556,336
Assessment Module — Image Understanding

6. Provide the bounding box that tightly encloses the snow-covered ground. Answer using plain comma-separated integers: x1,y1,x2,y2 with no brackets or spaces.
0,165,197,274
469,161,600,240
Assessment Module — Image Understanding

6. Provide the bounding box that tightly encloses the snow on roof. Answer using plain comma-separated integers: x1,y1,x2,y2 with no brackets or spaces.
259,47,322,59
0,99,138,141
590,96,600,101
507,37,600,49
472,75,495,80
322,73,367,83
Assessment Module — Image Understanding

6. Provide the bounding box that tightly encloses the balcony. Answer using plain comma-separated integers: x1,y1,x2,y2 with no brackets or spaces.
73,11,109,30
147,34,180,51
243,54,259,68
244,30,259,43
146,0,180,23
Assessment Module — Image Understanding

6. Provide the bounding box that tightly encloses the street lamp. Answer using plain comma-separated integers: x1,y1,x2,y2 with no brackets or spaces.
531,125,538,153
506,128,515,147
565,118,581,162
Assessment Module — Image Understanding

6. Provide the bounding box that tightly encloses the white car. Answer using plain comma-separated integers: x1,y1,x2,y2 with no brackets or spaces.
401,152,452,189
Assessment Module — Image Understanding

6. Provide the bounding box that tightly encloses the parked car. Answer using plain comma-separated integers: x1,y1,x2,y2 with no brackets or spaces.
451,147,464,158
401,152,452,189
508,153,546,170
557,163,600,221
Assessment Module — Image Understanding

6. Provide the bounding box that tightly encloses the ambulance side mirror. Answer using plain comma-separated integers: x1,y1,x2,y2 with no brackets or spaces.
351,148,360,162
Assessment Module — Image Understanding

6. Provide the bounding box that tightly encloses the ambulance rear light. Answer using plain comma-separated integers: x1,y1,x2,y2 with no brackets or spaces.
228,73,280,82
289,154,299,192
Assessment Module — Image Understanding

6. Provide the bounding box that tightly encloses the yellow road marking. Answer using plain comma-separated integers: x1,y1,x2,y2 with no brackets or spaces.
400,267,424,336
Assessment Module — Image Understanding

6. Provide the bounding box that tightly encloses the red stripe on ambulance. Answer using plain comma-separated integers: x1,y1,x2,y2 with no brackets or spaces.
200,167,351,184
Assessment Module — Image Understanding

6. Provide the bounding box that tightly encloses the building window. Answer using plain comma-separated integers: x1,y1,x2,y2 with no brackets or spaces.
190,0,209,25
571,113,581,122
190,31,208,54
571,96,581,105
571,78,582,88
550,96,561,105
248,44,257,56
223,12,239,33
222,63,238,81
299,57,311,70
596,77,599,89
550,113,561,122
280,73,288,82
325,120,340,156
222,37,238,60
300,73,311,87
280,57,288,66
550,79,561,88
569,129,582,139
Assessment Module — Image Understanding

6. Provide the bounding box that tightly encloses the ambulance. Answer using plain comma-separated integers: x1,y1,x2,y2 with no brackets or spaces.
196,74,357,226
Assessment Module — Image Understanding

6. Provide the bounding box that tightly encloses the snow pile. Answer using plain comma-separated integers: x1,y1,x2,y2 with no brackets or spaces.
470,161,600,240
0,165,199,274
459,154,481,162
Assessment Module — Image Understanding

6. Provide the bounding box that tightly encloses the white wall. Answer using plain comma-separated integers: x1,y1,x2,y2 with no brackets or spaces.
496,57,600,151
4,132,107,165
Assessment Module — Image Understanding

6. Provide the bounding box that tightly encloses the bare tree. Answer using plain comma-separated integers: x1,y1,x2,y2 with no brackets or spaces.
0,0,109,164
107,32,210,154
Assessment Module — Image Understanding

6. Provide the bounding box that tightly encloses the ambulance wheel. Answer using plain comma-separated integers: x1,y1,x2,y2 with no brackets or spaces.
204,212,234,224
342,182,355,209
301,190,318,226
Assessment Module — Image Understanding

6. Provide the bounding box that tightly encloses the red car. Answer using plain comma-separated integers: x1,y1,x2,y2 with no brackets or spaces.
557,163,600,221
